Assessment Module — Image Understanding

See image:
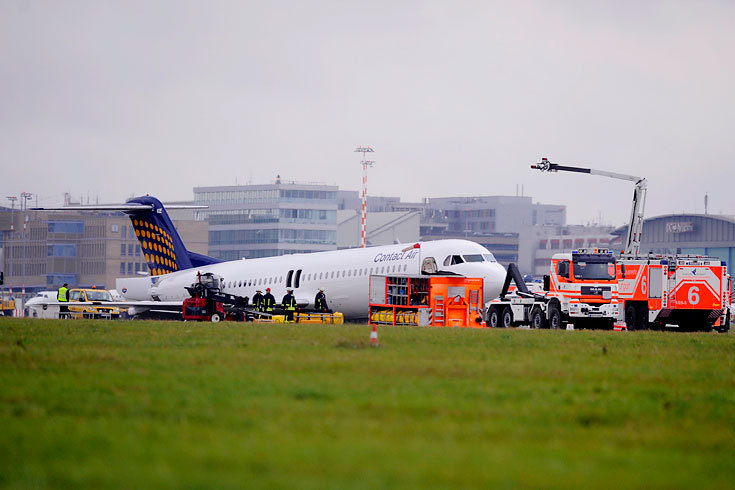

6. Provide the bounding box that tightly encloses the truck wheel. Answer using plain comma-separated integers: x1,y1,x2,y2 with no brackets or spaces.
625,305,637,331
501,307,513,328
211,312,223,323
530,307,545,329
487,306,500,328
548,305,562,330
716,313,730,333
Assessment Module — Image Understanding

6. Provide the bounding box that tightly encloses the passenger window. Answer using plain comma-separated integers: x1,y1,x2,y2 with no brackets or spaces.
348,270,351,277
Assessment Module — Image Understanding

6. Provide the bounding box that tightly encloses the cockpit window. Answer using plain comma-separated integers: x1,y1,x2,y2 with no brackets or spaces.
482,253,497,262
462,254,484,263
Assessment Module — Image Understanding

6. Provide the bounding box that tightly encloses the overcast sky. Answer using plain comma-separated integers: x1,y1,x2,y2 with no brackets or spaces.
1,0,733,226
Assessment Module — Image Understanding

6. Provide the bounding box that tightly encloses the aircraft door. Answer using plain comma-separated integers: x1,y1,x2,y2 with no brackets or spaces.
295,269,302,288
422,257,437,274
286,270,294,288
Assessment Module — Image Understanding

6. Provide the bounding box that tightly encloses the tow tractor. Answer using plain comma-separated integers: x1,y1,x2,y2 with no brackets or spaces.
485,250,619,329
183,272,254,322
533,158,730,332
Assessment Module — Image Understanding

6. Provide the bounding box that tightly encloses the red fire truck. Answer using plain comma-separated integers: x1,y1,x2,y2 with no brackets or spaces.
533,158,730,332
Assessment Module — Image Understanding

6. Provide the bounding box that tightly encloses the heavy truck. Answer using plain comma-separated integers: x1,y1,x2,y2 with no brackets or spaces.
484,249,620,329
532,158,730,332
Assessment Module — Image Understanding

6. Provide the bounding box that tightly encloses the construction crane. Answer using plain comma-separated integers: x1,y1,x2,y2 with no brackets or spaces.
531,157,647,256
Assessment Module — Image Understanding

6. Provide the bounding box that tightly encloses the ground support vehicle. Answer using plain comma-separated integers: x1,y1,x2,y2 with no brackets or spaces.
618,254,730,332
67,288,122,319
183,272,254,322
485,250,620,329
369,275,484,327
1,297,15,316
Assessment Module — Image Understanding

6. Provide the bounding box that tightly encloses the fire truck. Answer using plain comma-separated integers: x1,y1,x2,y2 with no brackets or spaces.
484,250,619,329
533,158,730,332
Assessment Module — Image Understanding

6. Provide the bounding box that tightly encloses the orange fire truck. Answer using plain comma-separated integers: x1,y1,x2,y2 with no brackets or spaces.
533,158,730,332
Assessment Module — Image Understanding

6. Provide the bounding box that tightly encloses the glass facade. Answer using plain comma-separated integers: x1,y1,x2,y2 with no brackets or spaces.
194,183,338,260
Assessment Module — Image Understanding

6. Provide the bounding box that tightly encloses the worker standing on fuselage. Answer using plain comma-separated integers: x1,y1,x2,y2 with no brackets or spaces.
282,288,296,322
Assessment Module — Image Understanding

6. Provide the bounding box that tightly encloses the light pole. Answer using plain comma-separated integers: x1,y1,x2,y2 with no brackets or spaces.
5,196,17,292
354,146,374,248
20,192,32,300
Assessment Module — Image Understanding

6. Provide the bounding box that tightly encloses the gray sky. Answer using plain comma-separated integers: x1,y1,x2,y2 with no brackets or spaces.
1,0,734,226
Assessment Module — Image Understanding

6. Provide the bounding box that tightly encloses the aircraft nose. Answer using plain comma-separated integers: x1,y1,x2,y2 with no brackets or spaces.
484,262,506,301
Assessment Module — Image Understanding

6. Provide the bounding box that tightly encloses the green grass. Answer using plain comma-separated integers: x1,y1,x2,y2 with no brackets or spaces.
1,319,734,489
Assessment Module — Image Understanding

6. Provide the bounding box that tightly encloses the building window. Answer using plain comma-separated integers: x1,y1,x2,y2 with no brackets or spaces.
121,225,127,237
127,262,133,274
128,244,134,256
111,224,119,233
48,221,84,234
135,244,141,256
47,244,77,257
121,244,126,257
120,262,126,274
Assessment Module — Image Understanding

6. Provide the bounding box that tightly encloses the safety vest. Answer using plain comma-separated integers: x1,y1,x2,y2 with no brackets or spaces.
283,294,296,310
58,287,68,302
263,295,275,311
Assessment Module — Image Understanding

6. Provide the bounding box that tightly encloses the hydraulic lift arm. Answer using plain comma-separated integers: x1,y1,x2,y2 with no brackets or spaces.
531,158,647,256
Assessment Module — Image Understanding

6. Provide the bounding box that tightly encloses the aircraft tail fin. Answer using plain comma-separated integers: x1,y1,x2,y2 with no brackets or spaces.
33,196,222,275
124,196,221,274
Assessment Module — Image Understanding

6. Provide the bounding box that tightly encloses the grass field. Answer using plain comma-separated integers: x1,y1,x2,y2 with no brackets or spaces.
1,319,734,489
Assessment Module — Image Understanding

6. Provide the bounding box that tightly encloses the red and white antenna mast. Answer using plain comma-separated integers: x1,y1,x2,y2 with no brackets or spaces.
354,146,374,248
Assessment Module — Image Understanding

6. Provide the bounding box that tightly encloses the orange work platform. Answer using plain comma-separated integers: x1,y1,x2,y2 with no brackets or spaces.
369,275,484,327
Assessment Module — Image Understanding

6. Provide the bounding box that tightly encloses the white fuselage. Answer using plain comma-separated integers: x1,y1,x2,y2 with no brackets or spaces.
117,239,506,319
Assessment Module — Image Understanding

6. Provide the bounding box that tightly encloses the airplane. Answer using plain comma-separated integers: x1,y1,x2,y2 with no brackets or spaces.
36,196,507,319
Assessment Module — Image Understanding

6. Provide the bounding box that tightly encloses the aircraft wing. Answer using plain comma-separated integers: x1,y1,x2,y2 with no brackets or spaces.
31,300,183,316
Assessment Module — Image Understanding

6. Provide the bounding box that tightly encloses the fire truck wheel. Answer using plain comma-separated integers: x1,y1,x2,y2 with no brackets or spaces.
487,307,500,328
718,311,731,333
548,305,562,330
625,305,637,331
501,307,513,328
530,307,545,329
211,312,223,323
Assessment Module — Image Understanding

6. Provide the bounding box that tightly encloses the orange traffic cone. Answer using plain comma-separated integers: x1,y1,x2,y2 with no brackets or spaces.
613,321,628,332
370,324,379,347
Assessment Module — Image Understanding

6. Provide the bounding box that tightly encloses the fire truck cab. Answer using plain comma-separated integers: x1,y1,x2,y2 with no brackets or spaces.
546,249,619,328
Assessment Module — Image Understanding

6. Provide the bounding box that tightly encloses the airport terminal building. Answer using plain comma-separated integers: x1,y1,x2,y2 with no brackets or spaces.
613,214,735,266
194,181,339,260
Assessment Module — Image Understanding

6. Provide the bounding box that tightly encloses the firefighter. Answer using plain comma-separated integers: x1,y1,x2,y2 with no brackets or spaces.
262,287,276,314
57,283,70,317
253,289,264,311
314,287,329,313
282,287,296,322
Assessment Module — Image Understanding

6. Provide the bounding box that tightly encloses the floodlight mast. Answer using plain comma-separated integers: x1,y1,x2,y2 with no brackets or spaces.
354,146,374,248
531,157,647,256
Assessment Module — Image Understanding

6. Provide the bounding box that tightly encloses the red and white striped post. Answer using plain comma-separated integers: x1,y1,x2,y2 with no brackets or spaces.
354,146,374,248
